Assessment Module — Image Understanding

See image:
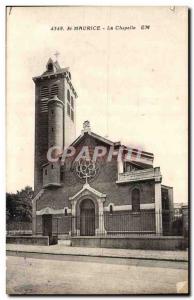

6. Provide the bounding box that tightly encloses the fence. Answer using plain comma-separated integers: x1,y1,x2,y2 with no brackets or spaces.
13,209,187,238
50,210,185,237
6,221,32,235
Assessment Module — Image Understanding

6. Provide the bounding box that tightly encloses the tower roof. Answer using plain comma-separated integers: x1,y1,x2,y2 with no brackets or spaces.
32,57,69,80
32,57,78,98
41,57,69,76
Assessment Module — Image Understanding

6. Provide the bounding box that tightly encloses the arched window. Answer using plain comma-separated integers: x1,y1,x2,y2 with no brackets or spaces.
67,103,70,116
67,89,70,102
71,96,74,108
110,205,113,214
47,62,53,72
64,208,68,216
132,188,140,212
71,109,74,122
50,84,59,98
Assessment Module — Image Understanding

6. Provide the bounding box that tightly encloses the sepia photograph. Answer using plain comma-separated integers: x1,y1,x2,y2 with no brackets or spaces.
6,6,189,295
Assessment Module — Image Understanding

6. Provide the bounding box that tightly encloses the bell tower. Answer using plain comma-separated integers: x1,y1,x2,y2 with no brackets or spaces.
33,57,78,193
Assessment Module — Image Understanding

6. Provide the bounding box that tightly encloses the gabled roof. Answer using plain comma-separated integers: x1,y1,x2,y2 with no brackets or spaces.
69,183,106,201
32,63,69,80
46,57,61,71
71,131,120,147
70,126,153,166
41,58,69,76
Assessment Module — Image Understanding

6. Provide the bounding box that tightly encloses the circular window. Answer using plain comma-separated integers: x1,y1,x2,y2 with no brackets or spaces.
73,158,99,182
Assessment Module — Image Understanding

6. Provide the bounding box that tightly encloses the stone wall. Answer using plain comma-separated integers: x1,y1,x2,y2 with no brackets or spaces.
6,235,58,246
71,236,187,250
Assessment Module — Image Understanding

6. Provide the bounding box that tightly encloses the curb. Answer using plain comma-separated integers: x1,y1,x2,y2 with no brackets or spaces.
6,249,188,263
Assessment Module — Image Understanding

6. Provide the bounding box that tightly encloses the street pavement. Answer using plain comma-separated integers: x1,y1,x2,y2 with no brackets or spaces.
6,251,188,294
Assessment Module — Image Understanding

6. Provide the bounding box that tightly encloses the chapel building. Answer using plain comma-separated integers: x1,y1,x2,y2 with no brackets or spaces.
32,58,174,237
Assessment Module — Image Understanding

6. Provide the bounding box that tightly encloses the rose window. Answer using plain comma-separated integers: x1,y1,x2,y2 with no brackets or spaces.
74,158,99,181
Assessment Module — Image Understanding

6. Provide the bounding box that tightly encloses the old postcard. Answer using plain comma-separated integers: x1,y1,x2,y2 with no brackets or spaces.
6,6,189,295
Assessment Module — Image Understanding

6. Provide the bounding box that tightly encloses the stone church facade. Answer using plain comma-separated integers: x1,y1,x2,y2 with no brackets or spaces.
32,58,174,237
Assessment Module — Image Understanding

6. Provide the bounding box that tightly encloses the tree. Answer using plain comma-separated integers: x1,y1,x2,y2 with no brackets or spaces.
6,186,34,223
6,193,18,221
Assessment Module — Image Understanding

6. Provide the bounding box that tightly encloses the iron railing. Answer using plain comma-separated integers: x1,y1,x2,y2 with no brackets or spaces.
6,221,32,235
15,209,186,238
51,210,183,237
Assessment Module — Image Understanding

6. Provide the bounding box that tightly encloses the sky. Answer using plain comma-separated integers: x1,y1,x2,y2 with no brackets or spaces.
6,6,188,203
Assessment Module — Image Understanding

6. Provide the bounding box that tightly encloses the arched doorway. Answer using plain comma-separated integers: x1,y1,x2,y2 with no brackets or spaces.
80,199,95,236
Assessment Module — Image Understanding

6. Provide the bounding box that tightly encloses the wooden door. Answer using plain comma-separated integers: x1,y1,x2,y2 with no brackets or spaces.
80,200,95,236
42,214,52,236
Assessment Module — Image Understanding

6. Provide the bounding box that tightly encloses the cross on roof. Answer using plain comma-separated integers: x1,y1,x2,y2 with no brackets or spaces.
54,51,60,60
